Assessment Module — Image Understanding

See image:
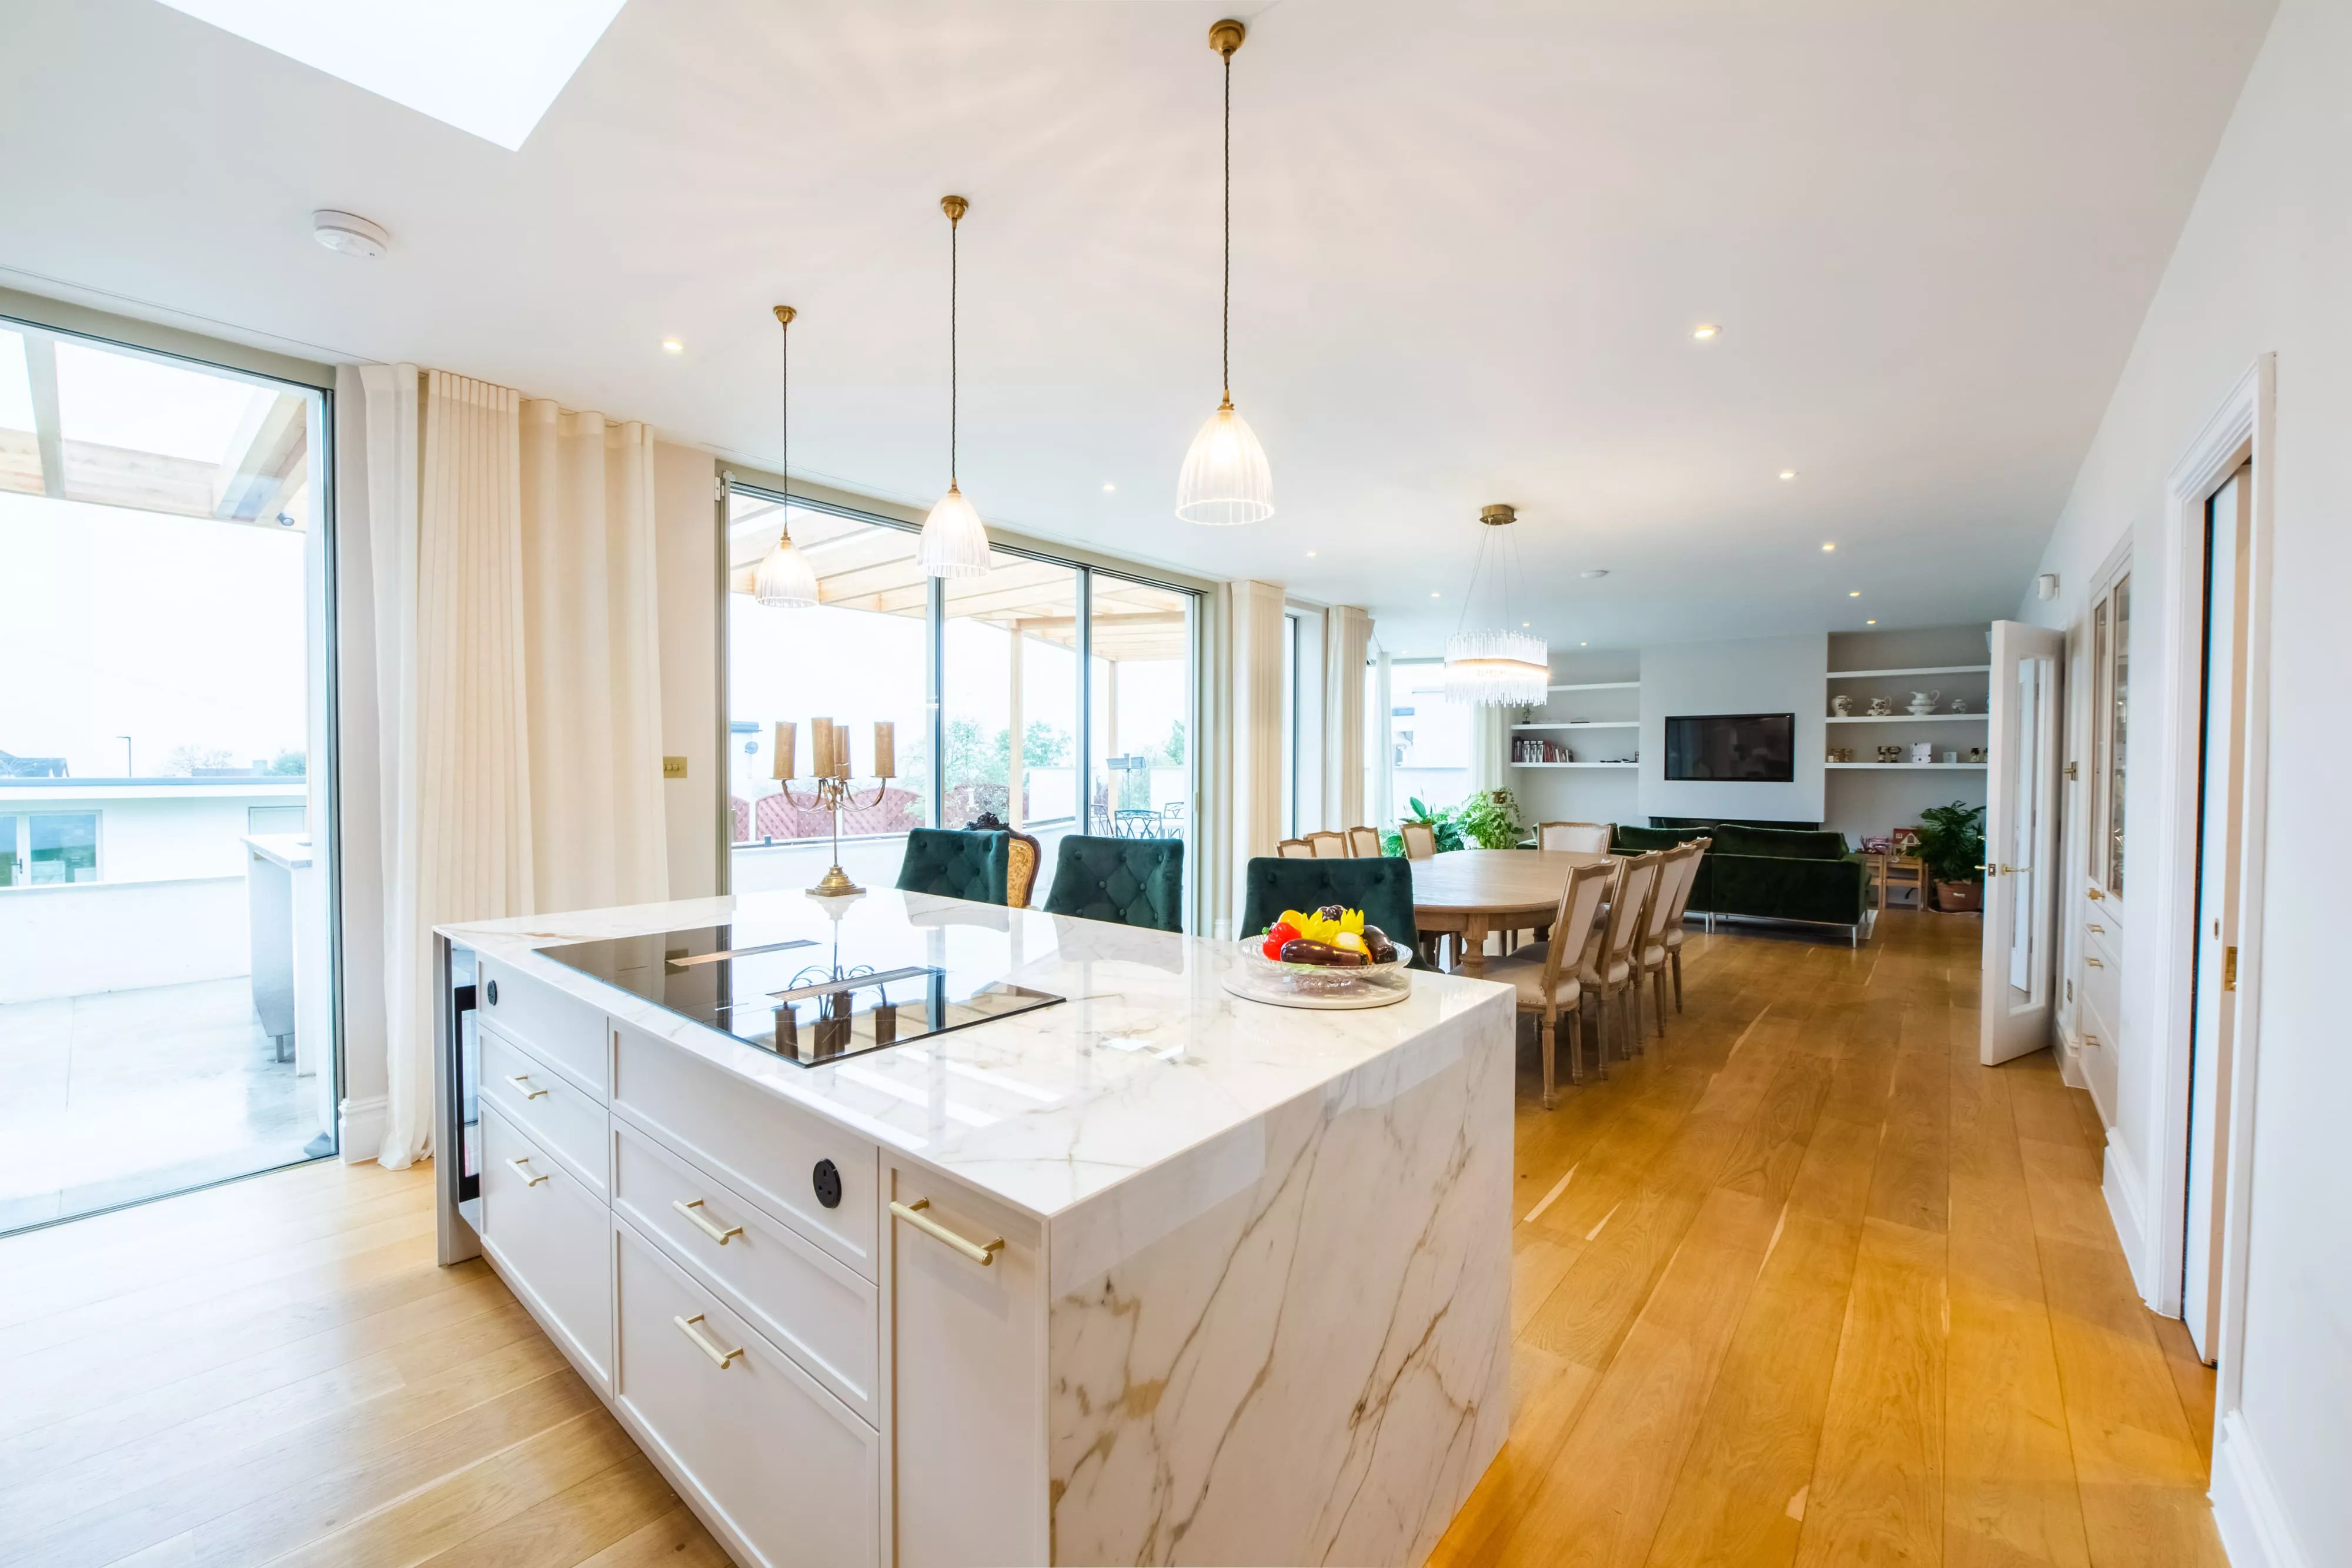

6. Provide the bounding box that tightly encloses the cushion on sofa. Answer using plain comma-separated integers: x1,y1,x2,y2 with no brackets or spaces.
1709,824,1850,860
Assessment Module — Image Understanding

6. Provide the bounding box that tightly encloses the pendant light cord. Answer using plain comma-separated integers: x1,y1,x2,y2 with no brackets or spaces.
778,319,789,506
950,213,960,487
1221,49,1232,403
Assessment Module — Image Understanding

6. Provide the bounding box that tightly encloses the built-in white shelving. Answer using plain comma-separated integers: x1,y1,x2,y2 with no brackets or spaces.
1544,681,1639,693
1511,720,1639,730
1825,714,1987,725
1825,761,1987,770
1826,664,1991,680
1512,761,1638,770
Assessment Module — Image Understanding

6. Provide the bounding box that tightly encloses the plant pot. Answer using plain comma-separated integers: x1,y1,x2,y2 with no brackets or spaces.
1933,880,1982,913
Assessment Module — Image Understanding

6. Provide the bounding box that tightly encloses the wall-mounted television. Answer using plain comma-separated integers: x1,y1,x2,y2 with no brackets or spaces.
1663,712,1795,783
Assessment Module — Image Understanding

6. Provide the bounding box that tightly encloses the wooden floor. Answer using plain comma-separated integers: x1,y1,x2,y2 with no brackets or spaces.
0,911,2222,1567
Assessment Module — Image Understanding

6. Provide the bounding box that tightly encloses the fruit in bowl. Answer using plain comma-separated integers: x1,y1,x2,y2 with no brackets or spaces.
1258,905,1402,967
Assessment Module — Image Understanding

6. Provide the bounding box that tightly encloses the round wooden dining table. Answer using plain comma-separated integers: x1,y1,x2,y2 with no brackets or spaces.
1409,848,1615,977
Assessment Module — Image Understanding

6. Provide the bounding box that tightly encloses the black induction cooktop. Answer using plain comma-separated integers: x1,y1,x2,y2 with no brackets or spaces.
541,921,1063,1066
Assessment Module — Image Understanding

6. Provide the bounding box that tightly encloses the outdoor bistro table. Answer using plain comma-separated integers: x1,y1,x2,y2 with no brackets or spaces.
1409,847,1615,977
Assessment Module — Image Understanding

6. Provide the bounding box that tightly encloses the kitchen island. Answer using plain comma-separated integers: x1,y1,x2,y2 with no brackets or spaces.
433,887,1513,1567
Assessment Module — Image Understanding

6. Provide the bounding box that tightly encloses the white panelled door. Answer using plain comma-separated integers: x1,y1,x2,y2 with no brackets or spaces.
1981,620,2066,1065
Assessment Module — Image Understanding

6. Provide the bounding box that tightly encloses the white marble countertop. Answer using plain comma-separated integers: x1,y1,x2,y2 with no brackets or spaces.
439,889,1511,1222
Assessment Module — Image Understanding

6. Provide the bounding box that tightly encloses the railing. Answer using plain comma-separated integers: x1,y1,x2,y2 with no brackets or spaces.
0,875,249,1005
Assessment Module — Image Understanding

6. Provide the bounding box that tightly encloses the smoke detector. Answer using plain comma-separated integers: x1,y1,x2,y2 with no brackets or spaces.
1579,569,1610,580
312,210,389,258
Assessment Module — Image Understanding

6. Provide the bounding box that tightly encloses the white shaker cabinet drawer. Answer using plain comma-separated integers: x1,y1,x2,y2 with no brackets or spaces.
481,1105,613,1391
611,1020,878,1282
482,1024,610,1200
612,1121,878,1425
615,1219,881,1568
478,958,609,1101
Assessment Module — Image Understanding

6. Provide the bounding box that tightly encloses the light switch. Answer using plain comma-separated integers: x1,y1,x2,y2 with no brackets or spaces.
662,756,688,780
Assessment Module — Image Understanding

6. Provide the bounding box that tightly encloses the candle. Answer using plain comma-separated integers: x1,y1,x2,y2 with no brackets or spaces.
813,717,835,780
873,720,894,780
771,721,794,781
837,720,854,780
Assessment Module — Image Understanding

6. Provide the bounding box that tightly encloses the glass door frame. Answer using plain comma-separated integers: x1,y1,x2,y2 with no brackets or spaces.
718,477,1207,927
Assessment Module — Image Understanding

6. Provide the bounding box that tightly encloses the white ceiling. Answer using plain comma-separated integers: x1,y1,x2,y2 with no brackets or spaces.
0,0,2274,654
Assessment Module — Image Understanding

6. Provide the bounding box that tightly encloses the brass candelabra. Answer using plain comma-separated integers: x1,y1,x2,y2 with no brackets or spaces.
772,717,896,898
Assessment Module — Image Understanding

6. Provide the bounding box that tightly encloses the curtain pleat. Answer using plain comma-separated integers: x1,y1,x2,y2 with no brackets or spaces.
1322,606,1372,830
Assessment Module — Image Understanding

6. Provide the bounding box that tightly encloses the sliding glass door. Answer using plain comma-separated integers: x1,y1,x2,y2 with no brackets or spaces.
723,482,1199,921
0,316,336,1234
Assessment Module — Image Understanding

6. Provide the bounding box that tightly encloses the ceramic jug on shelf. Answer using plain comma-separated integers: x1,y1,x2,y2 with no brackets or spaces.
1831,694,1853,717
1866,696,1894,716
1906,689,1941,715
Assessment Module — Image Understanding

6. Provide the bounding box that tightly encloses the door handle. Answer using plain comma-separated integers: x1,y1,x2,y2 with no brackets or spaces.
506,1074,549,1101
506,1157,550,1187
673,1313,744,1370
2224,946,2238,991
673,1198,744,1245
891,1198,1004,1267
2086,887,2105,901
2085,957,2104,968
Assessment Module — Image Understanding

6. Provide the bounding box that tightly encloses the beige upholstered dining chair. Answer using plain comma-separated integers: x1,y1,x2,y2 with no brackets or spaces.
1305,830,1349,858
1484,860,1615,1106
1275,838,1317,859
1660,835,1711,1009
1580,850,1662,1073
1398,822,1438,860
1635,843,1699,1038
1345,825,1383,858
1536,821,1613,854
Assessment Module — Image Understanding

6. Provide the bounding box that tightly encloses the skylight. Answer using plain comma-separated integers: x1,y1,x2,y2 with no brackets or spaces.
155,0,629,151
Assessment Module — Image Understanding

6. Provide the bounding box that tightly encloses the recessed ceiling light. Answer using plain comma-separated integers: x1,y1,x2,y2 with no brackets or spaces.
1306,550,1317,557
1692,324,1720,340
310,209,388,257
1522,622,1529,628
1866,618,1877,625
1579,641,1588,647
1821,542,1836,552
1102,482,1115,493
1780,470,1799,481
1430,592,1440,599
1580,569,1609,580
163,0,629,151
660,337,683,355
1849,590,1860,598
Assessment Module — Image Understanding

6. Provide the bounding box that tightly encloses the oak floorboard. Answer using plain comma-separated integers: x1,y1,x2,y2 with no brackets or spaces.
6,909,2227,1568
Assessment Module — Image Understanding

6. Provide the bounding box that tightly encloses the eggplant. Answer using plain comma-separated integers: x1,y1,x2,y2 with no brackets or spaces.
1280,938,1366,967
1361,925,1399,964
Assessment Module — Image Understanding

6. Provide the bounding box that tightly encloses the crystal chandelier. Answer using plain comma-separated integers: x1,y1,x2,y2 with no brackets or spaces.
753,305,820,609
1444,504,1549,706
1174,18,1273,527
919,195,991,576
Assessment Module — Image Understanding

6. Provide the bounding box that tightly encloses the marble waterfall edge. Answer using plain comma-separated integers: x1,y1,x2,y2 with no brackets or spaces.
1047,990,1514,1565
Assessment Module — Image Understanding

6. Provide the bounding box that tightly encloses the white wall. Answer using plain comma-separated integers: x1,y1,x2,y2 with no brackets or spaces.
1638,634,1828,824
2017,4,2347,1560
0,784,304,882
0,877,248,1002
654,440,720,900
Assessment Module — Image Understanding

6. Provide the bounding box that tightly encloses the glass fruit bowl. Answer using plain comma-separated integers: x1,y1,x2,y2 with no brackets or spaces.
1224,938,1413,1009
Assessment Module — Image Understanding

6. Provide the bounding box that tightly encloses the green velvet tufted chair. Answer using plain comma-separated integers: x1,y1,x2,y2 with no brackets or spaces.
894,828,1010,904
1239,856,1421,964
1040,834,1184,932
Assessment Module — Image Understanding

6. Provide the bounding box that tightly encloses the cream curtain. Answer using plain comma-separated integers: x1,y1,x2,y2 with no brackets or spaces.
518,402,669,913
1321,606,1372,831
1225,579,1287,933
1471,703,1510,797
346,367,670,1170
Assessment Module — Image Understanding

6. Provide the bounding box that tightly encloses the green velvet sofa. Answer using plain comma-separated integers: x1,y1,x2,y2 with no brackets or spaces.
1612,821,1869,940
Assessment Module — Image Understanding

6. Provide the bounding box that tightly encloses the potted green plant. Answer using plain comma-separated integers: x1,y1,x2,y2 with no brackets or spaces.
1912,801,1986,912
1454,788,1525,850
1382,796,1468,857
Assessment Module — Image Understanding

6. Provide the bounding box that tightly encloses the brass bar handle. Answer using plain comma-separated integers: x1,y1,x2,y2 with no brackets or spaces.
2087,923,2104,933
891,1198,1004,1267
2086,887,2105,901
507,1157,550,1188
506,1074,550,1101
2086,957,2104,968
673,1313,743,1370
674,1198,744,1245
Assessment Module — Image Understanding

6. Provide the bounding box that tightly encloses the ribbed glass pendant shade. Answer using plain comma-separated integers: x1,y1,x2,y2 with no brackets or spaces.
919,485,991,577
1175,401,1274,526
753,532,819,608
1444,628,1549,707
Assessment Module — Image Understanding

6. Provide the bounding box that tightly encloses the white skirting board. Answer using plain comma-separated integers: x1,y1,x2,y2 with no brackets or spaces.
2101,1129,2155,1304
2052,1024,2089,1090
339,1094,389,1164
2210,1410,2313,1568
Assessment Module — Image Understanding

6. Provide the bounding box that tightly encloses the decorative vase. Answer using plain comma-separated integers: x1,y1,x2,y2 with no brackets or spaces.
1831,694,1853,717
1949,696,1969,713
1906,689,1941,716
1866,697,1893,716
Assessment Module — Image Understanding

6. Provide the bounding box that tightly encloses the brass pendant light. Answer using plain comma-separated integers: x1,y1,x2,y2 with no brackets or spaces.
919,195,991,577
1174,18,1274,526
753,305,820,608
